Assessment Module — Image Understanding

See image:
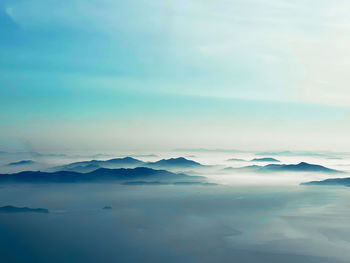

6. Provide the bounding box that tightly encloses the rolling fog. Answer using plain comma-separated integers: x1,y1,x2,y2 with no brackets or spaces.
1,151,350,262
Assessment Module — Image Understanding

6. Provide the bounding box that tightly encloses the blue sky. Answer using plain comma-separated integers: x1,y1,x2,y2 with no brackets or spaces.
1,0,350,152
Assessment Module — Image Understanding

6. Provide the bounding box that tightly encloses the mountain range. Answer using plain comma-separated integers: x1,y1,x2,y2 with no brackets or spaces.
224,162,341,174
0,167,204,183
48,157,203,173
302,177,350,187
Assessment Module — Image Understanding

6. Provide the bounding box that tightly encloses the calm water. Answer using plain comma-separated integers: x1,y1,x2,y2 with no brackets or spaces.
0,183,349,263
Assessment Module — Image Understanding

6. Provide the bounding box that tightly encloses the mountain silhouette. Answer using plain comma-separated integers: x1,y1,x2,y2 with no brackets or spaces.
146,157,202,168
6,160,36,166
48,157,203,173
224,162,341,174
0,167,203,183
302,177,350,186
48,157,144,172
259,162,340,173
0,205,49,214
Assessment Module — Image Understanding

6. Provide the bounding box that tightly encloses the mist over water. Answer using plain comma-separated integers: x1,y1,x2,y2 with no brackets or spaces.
1,151,350,262
2,0,350,261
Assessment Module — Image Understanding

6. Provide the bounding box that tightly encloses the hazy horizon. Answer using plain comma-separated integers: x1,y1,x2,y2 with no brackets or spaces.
1,1,350,262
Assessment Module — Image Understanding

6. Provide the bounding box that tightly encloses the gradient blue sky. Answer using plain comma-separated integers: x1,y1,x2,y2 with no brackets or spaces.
1,0,350,152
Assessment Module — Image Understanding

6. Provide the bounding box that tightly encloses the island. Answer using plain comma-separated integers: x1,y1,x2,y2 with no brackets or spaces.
0,205,49,214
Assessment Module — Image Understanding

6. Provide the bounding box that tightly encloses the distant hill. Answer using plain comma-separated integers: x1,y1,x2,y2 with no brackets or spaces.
48,157,203,173
0,205,49,214
302,178,350,187
259,162,340,173
6,160,36,166
0,167,204,183
105,157,144,165
251,158,280,162
48,157,145,172
146,157,202,169
223,162,341,174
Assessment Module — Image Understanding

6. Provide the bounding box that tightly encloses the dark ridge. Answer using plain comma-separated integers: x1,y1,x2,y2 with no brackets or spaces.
146,157,202,168
48,157,145,172
259,162,341,173
302,177,350,187
0,205,49,214
48,156,202,173
0,167,203,183
223,162,341,174
106,157,144,164
7,160,36,166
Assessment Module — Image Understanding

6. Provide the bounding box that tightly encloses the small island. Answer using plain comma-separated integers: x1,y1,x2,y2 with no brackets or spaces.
0,205,49,214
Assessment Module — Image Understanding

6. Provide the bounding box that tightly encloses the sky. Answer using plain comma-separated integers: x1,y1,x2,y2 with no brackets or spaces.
1,0,350,153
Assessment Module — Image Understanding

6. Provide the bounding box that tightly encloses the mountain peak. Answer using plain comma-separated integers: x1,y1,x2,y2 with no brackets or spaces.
149,157,202,167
